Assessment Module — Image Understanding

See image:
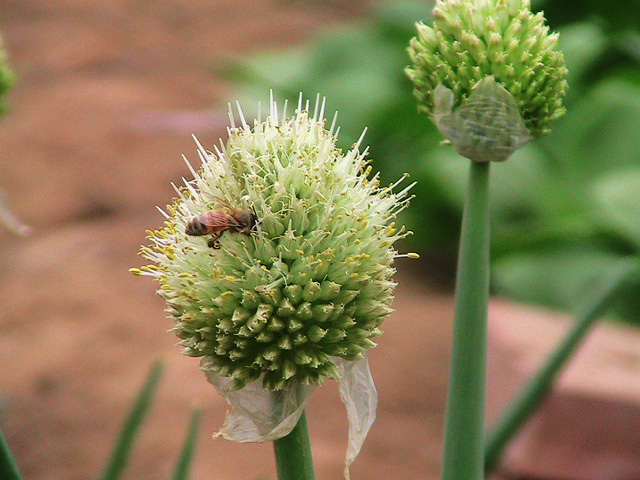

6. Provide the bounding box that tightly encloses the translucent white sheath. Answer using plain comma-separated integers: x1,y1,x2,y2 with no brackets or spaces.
433,76,532,162
206,355,377,480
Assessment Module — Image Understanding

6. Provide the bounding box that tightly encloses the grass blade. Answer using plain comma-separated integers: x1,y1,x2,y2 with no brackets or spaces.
0,426,23,480
170,406,202,480
484,259,640,474
100,359,165,480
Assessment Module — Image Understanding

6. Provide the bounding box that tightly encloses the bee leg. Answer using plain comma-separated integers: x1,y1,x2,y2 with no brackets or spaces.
207,233,222,249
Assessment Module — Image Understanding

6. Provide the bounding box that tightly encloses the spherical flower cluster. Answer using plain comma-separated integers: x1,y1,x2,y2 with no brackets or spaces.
407,0,568,138
133,98,413,392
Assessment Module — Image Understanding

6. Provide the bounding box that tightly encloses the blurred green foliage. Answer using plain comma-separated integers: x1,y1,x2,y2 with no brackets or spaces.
225,0,640,323
0,34,13,115
101,361,166,480
100,360,202,480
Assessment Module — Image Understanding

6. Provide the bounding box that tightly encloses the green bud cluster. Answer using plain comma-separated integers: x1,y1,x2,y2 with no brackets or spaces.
134,98,413,391
0,34,14,115
407,0,568,137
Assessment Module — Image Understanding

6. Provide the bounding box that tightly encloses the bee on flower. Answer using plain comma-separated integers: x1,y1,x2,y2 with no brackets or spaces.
184,201,257,249
132,95,414,475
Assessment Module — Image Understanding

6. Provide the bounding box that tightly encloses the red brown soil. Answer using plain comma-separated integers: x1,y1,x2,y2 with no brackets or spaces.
0,2,494,480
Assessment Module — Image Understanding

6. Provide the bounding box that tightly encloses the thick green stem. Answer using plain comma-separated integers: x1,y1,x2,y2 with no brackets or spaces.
442,160,491,480
484,259,639,475
273,411,316,480
0,427,23,480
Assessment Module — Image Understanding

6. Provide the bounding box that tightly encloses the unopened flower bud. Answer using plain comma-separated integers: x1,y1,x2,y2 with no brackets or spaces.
407,0,568,160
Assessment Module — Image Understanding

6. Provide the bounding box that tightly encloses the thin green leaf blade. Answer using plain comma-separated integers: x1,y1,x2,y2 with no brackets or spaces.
170,406,202,480
100,359,165,480
0,427,23,480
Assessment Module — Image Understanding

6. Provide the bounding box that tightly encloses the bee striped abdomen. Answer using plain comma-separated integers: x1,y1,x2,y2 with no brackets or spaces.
185,211,237,236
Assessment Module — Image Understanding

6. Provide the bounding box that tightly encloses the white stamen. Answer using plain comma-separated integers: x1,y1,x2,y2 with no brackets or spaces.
318,97,326,123
394,252,420,259
182,154,199,180
156,206,171,219
235,100,249,130
192,134,208,159
182,177,198,198
213,145,224,159
354,128,368,150
297,92,304,113
384,173,410,193
329,111,338,135
270,90,278,125
313,93,320,121
227,103,235,128
170,182,187,201
396,181,417,200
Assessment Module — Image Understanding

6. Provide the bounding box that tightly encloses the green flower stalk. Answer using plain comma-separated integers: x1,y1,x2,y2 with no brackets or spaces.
407,0,568,161
133,95,413,476
406,2,568,480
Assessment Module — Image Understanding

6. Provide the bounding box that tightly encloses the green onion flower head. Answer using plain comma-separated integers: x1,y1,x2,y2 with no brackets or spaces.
407,0,568,157
0,33,14,115
134,96,413,393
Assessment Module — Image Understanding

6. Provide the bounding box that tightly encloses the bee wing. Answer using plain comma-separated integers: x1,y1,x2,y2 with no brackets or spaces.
210,194,234,210
199,210,241,228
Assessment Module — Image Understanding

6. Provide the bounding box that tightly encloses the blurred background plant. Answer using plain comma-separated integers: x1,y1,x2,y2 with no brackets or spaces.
0,34,12,115
99,361,202,480
224,0,640,324
0,31,30,238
